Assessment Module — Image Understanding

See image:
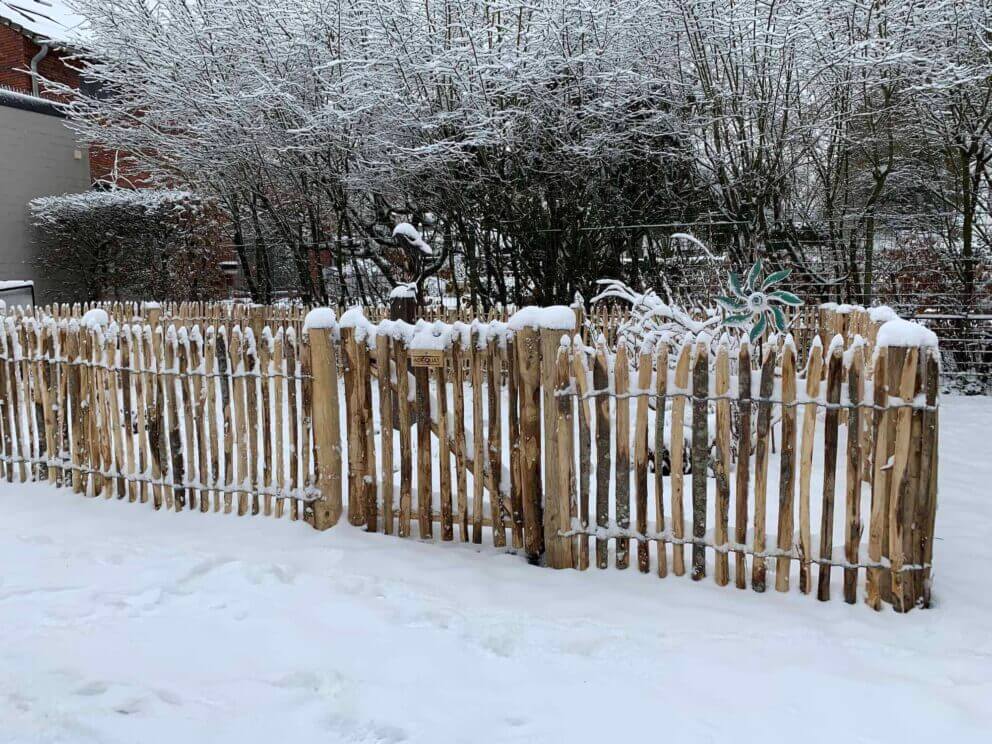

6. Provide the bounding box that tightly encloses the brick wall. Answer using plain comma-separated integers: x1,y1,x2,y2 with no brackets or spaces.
0,24,78,95
0,23,30,92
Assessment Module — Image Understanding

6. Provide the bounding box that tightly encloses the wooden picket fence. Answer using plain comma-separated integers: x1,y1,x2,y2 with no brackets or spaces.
0,301,939,613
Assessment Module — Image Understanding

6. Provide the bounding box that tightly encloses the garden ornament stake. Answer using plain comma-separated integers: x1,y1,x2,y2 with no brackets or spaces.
717,259,803,342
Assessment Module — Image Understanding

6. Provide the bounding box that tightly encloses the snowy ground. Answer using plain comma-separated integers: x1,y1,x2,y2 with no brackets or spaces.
2,396,990,743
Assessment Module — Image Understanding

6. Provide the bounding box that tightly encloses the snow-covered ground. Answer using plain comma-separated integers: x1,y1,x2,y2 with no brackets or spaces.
1,395,990,743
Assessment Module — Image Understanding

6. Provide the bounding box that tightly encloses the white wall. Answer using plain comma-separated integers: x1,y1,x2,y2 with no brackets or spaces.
0,99,91,303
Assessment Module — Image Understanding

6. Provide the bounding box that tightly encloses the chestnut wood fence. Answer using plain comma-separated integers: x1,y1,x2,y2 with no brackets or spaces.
0,301,939,612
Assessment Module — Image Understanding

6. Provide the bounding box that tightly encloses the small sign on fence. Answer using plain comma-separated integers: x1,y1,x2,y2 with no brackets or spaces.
409,349,445,368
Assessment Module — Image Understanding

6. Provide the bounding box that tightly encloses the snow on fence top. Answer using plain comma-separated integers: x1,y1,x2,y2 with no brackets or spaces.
876,318,939,348
507,305,576,331
868,305,898,323
303,307,338,331
80,308,109,329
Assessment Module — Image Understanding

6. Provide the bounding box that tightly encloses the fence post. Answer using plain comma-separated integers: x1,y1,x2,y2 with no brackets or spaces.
308,326,343,530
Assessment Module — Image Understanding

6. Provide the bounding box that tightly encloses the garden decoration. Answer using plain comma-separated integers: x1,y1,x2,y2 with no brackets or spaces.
717,259,803,342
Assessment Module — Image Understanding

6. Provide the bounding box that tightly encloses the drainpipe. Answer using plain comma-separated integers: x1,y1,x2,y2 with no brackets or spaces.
30,43,50,98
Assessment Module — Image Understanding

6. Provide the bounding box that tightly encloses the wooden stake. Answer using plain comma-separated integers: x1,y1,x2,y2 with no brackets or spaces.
451,338,469,541
436,349,453,541
751,344,776,592
615,343,631,570
865,350,888,610
378,332,395,535
548,344,576,569
593,343,611,569
395,340,413,538
843,344,865,603
734,341,752,589
714,340,732,587
887,347,919,612
797,340,822,594
517,327,543,562
775,340,797,592
670,340,691,577
690,335,709,581
654,342,669,579
816,342,844,601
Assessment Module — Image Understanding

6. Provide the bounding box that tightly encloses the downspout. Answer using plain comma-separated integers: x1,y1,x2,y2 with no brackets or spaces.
30,43,50,98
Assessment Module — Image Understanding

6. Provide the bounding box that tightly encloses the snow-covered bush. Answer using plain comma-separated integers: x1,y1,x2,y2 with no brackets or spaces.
590,279,721,355
30,189,227,301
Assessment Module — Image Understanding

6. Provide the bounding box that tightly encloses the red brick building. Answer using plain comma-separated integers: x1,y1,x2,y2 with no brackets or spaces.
1,1,119,182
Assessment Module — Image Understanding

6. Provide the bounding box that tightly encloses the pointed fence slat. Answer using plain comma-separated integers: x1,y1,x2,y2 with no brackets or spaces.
690,336,709,581
734,341,752,589
669,341,691,577
844,344,865,604
816,342,844,602
751,344,776,593
775,340,797,592
654,342,669,579
798,340,823,594
634,349,652,574
614,343,631,570
713,341,731,587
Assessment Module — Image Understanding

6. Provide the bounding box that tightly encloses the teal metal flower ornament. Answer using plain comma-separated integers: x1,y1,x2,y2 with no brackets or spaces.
716,259,803,342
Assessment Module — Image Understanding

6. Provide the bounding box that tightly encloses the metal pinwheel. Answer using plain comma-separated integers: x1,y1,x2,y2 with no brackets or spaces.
716,259,803,342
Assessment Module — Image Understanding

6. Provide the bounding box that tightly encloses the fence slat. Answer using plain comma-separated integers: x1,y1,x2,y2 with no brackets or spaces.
518,328,543,562
415,345,432,539
308,325,342,530
919,350,939,608
203,327,219,511
844,344,865,604
436,349,453,541
272,330,286,518
470,332,485,543
714,340,731,587
887,347,919,612
615,343,630,570
299,329,315,526
866,349,888,610
670,340,691,577
593,342,610,569
573,345,592,571
734,340,751,589
548,344,575,569
775,339,797,592
228,327,248,516
361,338,377,531
816,341,844,602
66,325,84,494
654,341,669,579
751,344,776,593
217,328,234,515
798,339,823,594
488,339,505,548
395,340,413,538
451,338,469,541
259,329,274,516
634,348,652,574
286,329,301,521
178,330,199,510
121,326,138,502
378,333,395,535
507,338,524,550
690,335,709,581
